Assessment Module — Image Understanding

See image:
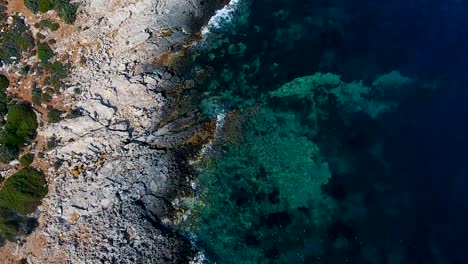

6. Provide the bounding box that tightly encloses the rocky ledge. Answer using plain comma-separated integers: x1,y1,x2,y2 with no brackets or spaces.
1,0,223,263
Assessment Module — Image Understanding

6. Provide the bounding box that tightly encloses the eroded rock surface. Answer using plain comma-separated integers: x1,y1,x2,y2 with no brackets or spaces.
7,0,222,263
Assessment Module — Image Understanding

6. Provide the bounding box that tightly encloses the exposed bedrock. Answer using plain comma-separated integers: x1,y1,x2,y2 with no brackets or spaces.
12,0,224,263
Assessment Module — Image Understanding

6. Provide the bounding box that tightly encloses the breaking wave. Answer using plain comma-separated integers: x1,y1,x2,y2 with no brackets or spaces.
201,0,243,36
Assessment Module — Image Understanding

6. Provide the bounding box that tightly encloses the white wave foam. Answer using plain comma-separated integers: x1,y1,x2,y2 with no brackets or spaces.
202,0,242,36
188,108,226,166
189,250,209,264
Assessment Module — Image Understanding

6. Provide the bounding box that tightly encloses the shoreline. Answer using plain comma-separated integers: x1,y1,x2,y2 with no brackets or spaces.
0,0,227,262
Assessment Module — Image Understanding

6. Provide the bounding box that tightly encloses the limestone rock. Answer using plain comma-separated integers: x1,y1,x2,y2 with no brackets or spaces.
12,0,225,263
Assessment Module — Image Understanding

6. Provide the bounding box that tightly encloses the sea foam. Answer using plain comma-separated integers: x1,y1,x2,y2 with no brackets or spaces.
201,0,242,36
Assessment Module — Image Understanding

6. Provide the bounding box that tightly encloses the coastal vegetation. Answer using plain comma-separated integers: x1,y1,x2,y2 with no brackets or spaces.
24,0,78,23
0,167,47,215
19,153,34,167
0,1,78,244
0,16,34,64
47,107,62,123
0,103,38,147
0,167,47,243
36,19,60,31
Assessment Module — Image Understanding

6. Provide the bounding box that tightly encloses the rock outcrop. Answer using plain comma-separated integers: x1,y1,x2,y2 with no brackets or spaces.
5,0,223,263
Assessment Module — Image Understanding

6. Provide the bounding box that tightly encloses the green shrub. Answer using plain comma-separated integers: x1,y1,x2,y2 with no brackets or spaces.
31,88,42,105
0,167,47,215
0,74,9,90
53,159,63,170
46,136,58,150
24,0,78,24
37,42,54,65
42,62,68,91
54,0,78,24
0,145,20,163
24,0,39,13
20,65,30,75
0,16,34,64
39,19,60,31
51,61,67,77
0,102,7,120
0,207,38,243
19,153,34,167
0,103,38,146
0,103,8,126
73,87,81,94
38,0,54,12
0,75,9,114
47,108,62,123
41,92,52,103
66,108,82,119
0,75,8,115
49,76,60,91
35,32,46,40
47,62,68,91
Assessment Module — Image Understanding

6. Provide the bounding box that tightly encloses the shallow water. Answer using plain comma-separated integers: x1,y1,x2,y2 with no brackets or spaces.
185,0,468,263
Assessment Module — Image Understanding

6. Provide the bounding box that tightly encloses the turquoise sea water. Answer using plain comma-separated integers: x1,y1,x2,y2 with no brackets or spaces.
184,0,468,263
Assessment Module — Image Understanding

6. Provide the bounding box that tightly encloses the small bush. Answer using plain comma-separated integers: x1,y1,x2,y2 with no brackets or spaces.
0,167,48,215
37,42,54,65
38,0,54,12
0,145,20,163
43,62,68,91
50,62,68,90
0,16,34,64
20,65,30,75
31,88,42,105
0,75,8,117
51,61,67,78
66,108,82,119
19,153,34,167
0,207,38,243
46,136,58,150
53,159,63,170
24,0,39,13
35,32,46,40
0,103,38,146
0,74,9,90
0,102,7,122
24,0,78,24
54,0,78,24
41,92,52,103
39,19,60,31
47,108,62,123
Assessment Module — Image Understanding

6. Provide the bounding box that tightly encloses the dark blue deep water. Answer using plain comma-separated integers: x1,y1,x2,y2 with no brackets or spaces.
183,0,468,263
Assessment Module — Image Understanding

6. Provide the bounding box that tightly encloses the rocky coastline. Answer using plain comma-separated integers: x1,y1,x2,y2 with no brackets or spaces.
0,0,224,263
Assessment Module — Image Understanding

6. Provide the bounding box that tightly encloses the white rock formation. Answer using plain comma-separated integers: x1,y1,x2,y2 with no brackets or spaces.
17,0,223,263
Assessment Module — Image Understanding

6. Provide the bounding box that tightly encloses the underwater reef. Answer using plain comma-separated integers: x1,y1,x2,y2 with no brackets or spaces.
181,0,468,263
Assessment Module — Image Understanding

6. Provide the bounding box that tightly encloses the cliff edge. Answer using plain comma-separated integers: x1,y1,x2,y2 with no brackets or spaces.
0,0,222,263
